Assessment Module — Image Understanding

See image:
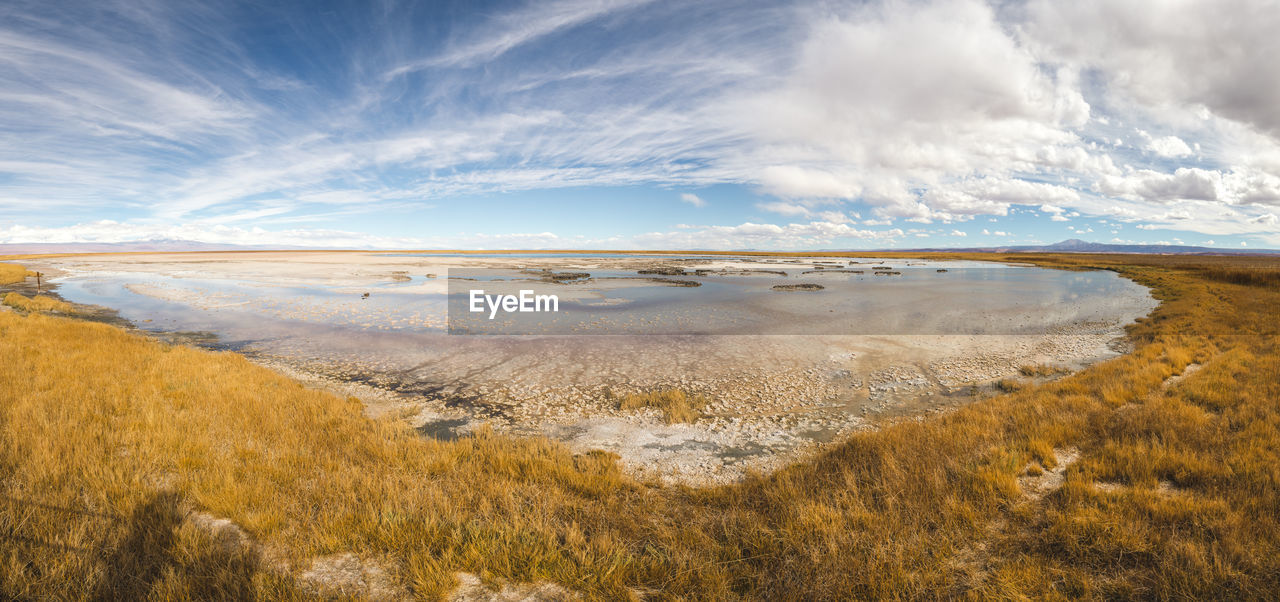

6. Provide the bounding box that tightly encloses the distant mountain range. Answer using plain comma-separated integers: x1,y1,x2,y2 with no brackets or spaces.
1,237,1276,255
0,238,313,254
893,238,1280,255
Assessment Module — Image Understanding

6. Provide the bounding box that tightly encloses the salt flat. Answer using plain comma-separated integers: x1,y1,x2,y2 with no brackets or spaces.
23,251,1157,483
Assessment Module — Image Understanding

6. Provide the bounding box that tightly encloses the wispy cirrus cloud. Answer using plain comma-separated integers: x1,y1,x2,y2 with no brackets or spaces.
387,0,655,75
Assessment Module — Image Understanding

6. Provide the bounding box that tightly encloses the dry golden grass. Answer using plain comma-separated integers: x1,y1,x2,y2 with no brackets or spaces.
1,252,1278,599
0,263,33,285
2,292,74,313
0,310,637,598
618,389,707,424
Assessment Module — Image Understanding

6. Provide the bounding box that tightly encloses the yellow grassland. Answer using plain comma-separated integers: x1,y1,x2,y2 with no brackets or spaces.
0,252,1278,599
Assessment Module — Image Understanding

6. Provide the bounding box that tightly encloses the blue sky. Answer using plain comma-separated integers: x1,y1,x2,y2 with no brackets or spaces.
2,0,1279,249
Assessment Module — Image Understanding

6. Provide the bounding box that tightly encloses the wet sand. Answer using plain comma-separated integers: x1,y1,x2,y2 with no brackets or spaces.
15,251,1158,484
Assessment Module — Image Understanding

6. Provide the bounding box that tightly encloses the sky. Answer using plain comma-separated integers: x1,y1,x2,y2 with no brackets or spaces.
1,0,1279,250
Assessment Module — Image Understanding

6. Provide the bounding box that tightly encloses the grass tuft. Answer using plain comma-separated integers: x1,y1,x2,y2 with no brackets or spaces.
2,292,74,313
995,378,1025,393
618,389,707,424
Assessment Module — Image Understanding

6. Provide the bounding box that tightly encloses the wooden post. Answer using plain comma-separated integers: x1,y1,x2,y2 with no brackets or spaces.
35,271,42,294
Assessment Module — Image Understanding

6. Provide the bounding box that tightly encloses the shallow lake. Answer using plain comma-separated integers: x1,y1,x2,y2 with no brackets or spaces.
50,255,1154,342
446,264,1150,336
